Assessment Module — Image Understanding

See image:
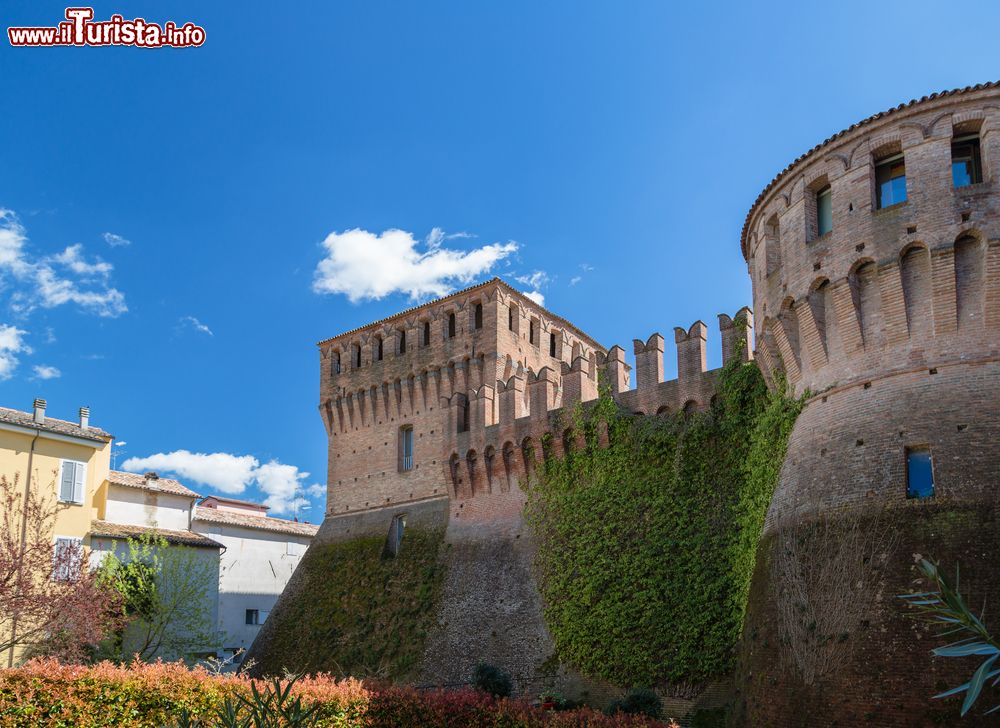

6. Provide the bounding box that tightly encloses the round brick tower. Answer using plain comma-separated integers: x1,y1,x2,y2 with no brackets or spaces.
740,83,1000,726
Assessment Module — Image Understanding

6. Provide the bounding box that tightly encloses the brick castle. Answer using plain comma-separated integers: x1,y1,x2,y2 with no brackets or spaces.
252,83,1000,724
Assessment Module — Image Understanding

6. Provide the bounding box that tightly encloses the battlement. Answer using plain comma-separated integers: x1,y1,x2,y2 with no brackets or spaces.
441,308,752,503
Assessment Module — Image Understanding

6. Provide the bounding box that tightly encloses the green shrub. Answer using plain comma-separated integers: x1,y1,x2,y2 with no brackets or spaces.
472,662,513,698
606,688,662,719
526,359,802,686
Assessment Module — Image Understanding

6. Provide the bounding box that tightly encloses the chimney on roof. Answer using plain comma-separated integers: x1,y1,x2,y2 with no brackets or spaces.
144,471,159,480
33,398,46,424
79,406,90,431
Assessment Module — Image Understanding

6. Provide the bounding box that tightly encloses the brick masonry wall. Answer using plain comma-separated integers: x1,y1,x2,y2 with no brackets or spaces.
255,278,749,698
741,85,1000,725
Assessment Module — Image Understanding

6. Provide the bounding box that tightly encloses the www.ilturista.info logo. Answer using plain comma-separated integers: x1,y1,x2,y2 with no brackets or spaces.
8,7,205,48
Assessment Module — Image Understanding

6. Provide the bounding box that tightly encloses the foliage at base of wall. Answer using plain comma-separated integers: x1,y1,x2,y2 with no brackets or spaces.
248,527,446,680
525,359,802,687
0,659,671,727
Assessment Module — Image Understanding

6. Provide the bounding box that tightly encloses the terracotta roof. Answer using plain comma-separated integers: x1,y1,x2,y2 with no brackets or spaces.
740,81,1000,259
90,520,223,549
0,406,112,443
109,470,201,499
199,495,270,510
193,506,319,537
316,276,607,353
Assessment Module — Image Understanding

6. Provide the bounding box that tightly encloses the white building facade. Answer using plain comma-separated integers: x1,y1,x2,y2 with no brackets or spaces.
191,496,317,662
89,471,223,661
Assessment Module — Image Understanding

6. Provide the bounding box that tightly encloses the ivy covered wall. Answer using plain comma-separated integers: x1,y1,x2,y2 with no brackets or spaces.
248,526,447,679
525,360,802,687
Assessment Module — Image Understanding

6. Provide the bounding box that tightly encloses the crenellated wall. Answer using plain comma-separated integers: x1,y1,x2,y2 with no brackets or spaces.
441,308,753,505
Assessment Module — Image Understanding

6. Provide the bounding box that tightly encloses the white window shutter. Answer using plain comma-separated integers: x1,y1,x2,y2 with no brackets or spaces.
59,461,75,502
53,537,82,580
72,462,86,504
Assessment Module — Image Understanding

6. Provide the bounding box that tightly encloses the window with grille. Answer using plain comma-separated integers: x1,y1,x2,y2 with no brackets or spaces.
399,426,414,472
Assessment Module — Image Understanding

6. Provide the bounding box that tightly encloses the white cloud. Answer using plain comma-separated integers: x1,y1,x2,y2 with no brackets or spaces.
103,232,131,247
254,460,312,515
31,364,61,380
122,450,258,495
52,244,113,277
313,228,518,303
0,210,127,318
570,276,582,286
121,450,324,515
579,263,595,272
523,290,545,306
515,270,550,289
0,325,29,380
179,316,213,336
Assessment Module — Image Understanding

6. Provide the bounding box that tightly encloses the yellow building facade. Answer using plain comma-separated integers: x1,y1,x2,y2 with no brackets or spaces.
0,399,113,667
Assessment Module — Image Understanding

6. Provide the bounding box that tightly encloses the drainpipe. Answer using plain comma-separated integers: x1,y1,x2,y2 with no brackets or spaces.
8,427,41,667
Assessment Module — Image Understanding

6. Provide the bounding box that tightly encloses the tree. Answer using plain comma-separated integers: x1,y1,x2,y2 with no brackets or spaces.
0,472,124,664
95,533,219,662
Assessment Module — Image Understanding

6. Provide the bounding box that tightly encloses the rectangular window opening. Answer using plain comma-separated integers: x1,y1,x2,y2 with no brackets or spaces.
384,514,406,558
59,460,86,504
549,332,557,357
816,185,832,236
905,446,934,499
474,303,483,330
423,321,431,346
400,426,414,472
246,609,260,625
952,134,982,188
875,153,907,209
52,536,83,581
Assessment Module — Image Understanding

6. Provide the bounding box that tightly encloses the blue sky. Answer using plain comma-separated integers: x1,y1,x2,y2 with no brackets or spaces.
1,1,998,517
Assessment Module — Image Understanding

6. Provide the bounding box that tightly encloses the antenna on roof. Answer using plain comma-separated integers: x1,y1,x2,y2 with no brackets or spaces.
112,441,127,470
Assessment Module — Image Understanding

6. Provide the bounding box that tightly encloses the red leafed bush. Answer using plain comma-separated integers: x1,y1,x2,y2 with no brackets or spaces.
0,659,672,727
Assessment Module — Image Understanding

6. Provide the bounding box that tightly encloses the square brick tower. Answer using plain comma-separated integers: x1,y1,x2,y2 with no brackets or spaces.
316,277,605,519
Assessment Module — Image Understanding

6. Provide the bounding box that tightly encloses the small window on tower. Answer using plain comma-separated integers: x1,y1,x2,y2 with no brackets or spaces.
875,153,907,209
549,332,557,357
332,352,341,375
399,425,414,472
375,337,383,361
529,320,537,346
952,134,982,188
448,313,456,338
474,303,483,329
906,447,934,499
353,344,361,368
816,185,832,236
399,329,406,354
423,321,431,346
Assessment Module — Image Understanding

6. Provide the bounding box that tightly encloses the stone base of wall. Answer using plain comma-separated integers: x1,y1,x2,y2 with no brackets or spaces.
738,502,1000,727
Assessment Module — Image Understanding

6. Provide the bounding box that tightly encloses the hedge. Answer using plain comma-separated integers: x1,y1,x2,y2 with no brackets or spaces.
0,659,673,727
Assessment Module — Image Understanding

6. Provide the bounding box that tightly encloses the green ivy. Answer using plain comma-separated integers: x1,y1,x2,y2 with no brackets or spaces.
525,359,802,687
251,527,446,680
